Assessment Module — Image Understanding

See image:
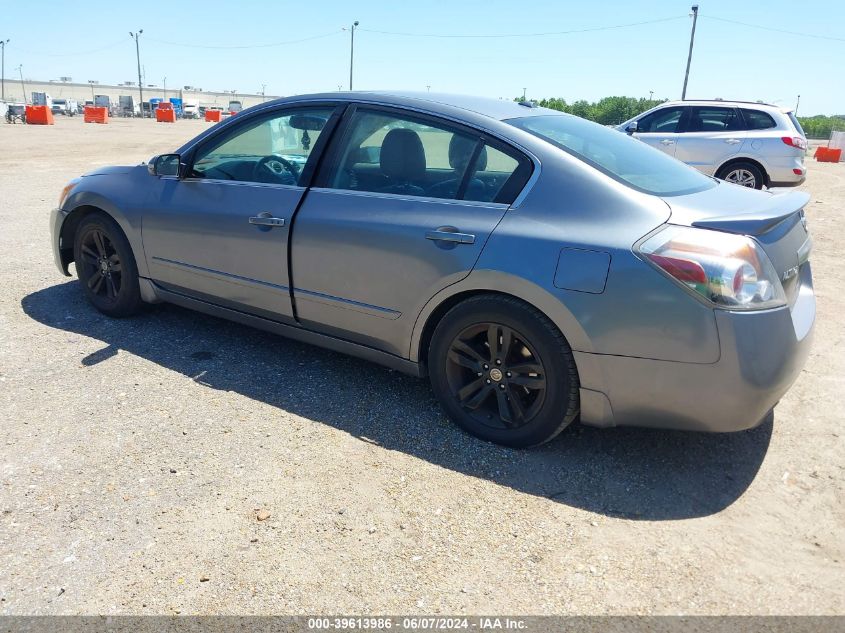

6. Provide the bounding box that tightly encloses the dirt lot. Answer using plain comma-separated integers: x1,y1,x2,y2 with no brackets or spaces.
0,116,842,615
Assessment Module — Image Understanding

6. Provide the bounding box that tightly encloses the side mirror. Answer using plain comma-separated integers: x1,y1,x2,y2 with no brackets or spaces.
148,153,182,177
625,122,638,136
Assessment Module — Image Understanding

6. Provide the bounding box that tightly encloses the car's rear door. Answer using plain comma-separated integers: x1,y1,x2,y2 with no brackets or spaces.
142,104,342,322
673,106,747,175
289,105,534,357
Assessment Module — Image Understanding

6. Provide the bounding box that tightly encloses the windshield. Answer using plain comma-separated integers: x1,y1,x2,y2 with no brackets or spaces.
507,114,717,196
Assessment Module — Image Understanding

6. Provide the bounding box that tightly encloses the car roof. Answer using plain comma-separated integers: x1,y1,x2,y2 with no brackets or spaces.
275,91,566,122
660,99,793,113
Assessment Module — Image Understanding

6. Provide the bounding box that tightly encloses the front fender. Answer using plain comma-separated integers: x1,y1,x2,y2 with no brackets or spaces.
57,172,150,278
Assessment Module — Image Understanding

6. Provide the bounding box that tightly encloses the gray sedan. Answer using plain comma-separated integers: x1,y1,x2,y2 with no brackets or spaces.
51,92,815,447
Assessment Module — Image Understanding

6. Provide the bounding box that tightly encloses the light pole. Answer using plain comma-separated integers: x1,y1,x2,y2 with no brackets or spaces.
649,90,654,101
681,5,699,100
795,94,801,116
88,80,96,101
163,76,166,101
426,85,431,92
16,64,25,104
348,21,359,91
261,83,266,102
522,87,527,101
1,39,9,102
129,30,144,116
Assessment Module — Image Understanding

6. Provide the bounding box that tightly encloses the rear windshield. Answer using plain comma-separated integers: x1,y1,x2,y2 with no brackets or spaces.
788,112,806,137
506,114,717,196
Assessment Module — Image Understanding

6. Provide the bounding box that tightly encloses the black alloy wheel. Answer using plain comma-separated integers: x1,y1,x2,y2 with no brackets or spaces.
73,212,144,317
429,295,579,448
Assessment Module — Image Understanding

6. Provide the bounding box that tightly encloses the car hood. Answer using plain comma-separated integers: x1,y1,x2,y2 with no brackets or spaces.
81,165,136,177
661,181,810,236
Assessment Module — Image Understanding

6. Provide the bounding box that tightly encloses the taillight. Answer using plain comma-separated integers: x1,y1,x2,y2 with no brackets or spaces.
638,226,787,310
782,136,807,150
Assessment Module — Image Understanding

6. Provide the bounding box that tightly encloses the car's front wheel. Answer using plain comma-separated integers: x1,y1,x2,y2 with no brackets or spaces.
73,212,144,317
429,295,579,448
717,162,765,189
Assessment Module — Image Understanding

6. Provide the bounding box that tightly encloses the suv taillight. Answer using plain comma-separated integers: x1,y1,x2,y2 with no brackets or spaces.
782,136,807,150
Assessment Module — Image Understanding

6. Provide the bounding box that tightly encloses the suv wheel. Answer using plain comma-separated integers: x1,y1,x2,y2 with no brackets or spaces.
717,162,765,189
429,295,579,448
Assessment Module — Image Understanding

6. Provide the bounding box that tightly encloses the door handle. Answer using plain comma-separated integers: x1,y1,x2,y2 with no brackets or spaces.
426,230,475,245
724,138,742,145
660,139,675,146
249,214,286,227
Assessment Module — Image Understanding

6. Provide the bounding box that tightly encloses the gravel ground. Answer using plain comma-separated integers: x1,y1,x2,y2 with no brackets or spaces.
0,116,842,615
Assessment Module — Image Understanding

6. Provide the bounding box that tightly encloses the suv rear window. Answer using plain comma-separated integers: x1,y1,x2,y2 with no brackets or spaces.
788,112,806,137
740,108,776,130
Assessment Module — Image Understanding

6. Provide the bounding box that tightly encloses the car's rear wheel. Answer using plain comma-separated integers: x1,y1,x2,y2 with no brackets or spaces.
429,295,579,448
73,212,143,317
717,162,765,190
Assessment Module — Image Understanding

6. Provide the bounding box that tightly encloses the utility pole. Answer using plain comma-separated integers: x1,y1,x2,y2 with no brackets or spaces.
261,83,266,102
163,76,166,101
16,65,25,104
681,5,699,100
129,30,144,116
795,94,801,116
348,21,359,90
1,39,9,102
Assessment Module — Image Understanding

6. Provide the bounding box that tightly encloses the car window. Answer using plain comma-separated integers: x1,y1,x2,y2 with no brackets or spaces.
508,114,717,197
326,109,531,203
637,107,684,134
326,110,478,200
687,107,742,132
740,108,776,130
461,144,532,204
190,107,334,185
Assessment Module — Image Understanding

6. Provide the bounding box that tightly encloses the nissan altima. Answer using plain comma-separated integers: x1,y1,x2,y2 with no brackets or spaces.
51,92,815,447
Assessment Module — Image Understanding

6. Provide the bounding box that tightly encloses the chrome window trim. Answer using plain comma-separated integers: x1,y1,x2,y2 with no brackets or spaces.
306,187,510,209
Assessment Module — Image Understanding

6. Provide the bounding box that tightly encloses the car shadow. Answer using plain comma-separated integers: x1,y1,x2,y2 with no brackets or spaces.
21,281,774,521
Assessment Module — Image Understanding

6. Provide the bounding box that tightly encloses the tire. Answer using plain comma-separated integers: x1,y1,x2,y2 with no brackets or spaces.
429,295,579,448
717,161,765,190
73,212,144,317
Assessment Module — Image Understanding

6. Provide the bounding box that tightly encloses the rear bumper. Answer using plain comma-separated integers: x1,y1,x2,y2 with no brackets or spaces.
578,264,814,432
766,154,806,187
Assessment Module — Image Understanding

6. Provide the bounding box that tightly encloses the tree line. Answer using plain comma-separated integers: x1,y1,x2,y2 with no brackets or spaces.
520,96,845,138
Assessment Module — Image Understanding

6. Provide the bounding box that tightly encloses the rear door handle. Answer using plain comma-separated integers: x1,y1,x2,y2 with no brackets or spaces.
426,230,475,244
249,214,286,227
724,138,742,145
660,139,675,146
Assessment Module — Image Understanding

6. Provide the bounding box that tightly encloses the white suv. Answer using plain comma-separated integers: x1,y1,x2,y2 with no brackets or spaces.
618,100,807,189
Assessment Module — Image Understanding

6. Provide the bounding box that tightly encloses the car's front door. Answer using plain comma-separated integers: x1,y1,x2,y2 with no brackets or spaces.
633,106,687,157
290,106,533,357
673,106,747,175
142,105,340,321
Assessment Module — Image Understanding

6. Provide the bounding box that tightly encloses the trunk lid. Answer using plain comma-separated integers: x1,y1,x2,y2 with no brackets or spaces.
662,182,812,306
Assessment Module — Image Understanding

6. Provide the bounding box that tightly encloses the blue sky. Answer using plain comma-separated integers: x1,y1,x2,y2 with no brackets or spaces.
2,0,843,114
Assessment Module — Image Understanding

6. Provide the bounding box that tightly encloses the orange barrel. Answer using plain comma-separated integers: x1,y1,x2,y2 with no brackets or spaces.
25,105,54,125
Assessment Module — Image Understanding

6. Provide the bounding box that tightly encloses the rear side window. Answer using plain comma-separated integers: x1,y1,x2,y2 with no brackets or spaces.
325,109,531,204
740,108,776,130
687,107,742,132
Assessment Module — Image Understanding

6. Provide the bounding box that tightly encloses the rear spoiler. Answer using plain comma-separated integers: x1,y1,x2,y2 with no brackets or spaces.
691,191,810,236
